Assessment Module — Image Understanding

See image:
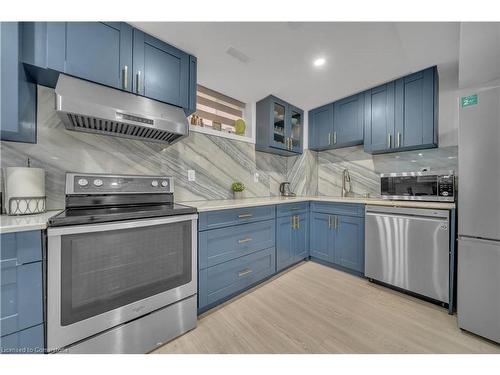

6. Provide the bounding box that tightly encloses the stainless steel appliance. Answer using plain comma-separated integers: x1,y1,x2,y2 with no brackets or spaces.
47,173,198,353
457,85,500,343
279,182,295,197
55,74,189,144
380,170,455,202
365,205,450,304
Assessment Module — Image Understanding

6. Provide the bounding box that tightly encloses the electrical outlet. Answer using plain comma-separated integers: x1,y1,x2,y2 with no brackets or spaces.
187,170,196,182
254,172,259,183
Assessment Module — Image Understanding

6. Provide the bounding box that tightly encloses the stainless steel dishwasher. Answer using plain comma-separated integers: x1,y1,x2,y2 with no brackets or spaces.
365,205,450,304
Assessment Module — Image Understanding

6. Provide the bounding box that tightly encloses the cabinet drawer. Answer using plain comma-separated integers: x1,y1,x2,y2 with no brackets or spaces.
199,219,275,269
198,205,275,231
276,202,309,217
0,324,44,354
1,261,43,337
310,202,364,217
1,231,42,265
198,247,275,310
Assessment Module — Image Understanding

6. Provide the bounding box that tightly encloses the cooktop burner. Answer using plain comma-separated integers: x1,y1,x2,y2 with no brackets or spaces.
48,172,197,227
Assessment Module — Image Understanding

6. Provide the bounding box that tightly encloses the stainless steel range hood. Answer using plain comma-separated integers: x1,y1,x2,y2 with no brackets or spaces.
55,74,189,144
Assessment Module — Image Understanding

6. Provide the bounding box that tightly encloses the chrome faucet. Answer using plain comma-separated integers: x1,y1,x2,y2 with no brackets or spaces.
341,168,352,197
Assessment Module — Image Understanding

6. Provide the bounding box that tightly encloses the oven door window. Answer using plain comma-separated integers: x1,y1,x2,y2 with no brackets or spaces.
381,176,437,197
60,221,192,326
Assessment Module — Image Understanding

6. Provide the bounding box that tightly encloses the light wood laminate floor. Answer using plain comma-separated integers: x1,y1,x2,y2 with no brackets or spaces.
153,261,500,354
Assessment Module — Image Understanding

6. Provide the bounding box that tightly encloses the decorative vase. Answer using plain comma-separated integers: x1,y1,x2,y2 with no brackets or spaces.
233,191,244,199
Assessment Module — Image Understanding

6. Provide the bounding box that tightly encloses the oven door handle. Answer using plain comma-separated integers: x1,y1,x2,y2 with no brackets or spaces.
47,214,198,236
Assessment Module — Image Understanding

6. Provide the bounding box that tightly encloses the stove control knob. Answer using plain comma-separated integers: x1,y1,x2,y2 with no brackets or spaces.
151,180,159,187
78,178,89,187
161,180,168,188
93,179,104,187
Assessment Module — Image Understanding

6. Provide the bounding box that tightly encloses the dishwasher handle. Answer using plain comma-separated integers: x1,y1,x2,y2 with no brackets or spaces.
366,211,449,225
365,204,450,220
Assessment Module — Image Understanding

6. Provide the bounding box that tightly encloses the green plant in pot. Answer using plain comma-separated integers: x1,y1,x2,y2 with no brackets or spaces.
231,182,245,199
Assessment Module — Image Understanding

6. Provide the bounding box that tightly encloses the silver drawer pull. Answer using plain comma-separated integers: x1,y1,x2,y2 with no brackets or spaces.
238,268,253,277
238,238,253,244
238,213,253,218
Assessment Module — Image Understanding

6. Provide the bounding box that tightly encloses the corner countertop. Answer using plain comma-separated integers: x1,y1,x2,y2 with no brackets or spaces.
0,196,456,233
0,211,61,234
179,196,456,212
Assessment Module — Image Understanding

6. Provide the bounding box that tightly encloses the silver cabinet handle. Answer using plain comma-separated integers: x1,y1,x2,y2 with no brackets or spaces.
397,132,401,148
328,215,332,229
238,268,253,277
238,213,252,218
328,133,331,145
333,131,337,144
335,216,339,230
387,133,392,148
122,65,128,90
238,238,252,244
295,215,300,229
291,215,295,229
136,71,141,94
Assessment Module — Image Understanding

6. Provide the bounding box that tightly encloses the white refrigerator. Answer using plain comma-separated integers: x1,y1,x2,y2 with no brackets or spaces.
457,85,500,343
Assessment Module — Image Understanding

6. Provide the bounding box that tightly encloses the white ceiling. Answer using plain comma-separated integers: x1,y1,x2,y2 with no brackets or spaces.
131,22,460,110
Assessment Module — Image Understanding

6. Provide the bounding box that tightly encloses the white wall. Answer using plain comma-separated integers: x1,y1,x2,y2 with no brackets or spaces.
437,62,460,147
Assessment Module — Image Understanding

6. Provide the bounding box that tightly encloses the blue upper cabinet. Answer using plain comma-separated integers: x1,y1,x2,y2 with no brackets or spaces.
394,67,438,150
1,22,37,143
64,22,132,91
256,95,304,156
309,94,363,151
333,93,364,147
18,22,197,117
132,29,189,108
364,66,438,154
364,82,395,153
308,103,333,150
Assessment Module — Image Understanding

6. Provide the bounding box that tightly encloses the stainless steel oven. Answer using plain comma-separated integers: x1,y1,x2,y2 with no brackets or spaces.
380,170,455,202
46,173,198,353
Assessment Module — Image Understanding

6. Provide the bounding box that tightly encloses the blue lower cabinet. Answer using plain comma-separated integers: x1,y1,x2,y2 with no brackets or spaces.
276,213,309,272
309,212,334,262
198,247,276,311
0,324,44,354
1,262,43,337
334,215,365,273
1,230,44,354
198,219,275,269
310,205,365,275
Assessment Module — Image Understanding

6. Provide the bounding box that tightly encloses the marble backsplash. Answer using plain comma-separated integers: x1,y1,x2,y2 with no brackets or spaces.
316,144,458,197
1,86,458,210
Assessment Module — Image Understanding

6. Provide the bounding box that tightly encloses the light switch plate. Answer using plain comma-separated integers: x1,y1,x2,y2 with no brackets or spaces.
254,172,259,183
187,170,196,182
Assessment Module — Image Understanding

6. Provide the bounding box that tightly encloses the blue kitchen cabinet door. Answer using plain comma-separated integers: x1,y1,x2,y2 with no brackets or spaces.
334,215,365,274
0,324,44,354
276,216,294,271
1,261,43,337
65,22,133,91
395,66,437,150
364,82,395,153
185,55,198,116
289,105,304,153
308,103,334,150
333,93,364,147
309,212,333,262
293,213,309,260
133,29,189,108
1,22,37,143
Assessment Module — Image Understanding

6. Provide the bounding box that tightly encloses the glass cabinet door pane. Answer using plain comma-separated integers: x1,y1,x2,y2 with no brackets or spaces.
290,110,302,150
273,102,286,147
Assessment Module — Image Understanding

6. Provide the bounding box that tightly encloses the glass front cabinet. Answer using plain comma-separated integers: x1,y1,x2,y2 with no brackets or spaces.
256,95,303,155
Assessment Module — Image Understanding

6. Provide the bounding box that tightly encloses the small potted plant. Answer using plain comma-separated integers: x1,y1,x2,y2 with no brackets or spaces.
231,182,245,199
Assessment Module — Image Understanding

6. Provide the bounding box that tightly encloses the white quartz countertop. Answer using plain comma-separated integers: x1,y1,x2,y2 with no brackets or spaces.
0,196,456,233
0,211,61,234
180,196,456,212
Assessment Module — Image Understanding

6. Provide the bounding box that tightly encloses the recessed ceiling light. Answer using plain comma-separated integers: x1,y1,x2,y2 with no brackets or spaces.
418,153,423,157
313,57,326,67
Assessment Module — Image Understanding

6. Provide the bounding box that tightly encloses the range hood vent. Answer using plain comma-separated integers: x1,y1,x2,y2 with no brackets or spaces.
55,74,189,144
